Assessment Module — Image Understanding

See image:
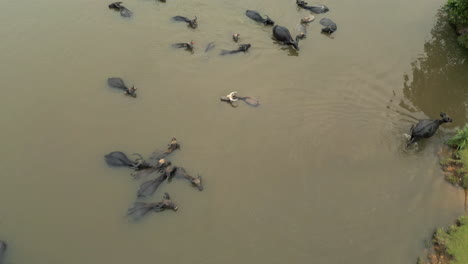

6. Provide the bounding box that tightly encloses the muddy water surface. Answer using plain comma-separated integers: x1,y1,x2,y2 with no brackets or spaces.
0,0,467,263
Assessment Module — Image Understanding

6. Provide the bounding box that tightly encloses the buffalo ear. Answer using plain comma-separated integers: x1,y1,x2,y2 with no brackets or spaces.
440,112,446,118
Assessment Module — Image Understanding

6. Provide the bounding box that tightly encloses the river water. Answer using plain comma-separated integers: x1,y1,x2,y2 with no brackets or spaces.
0,0,467,263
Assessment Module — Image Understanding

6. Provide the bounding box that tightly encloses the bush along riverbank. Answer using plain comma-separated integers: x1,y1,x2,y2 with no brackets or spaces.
419,125,468,264
446,0,468,48
439,124,468,191
417,216,468,264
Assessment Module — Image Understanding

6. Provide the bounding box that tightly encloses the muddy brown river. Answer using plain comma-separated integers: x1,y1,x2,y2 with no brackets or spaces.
0,0,467,263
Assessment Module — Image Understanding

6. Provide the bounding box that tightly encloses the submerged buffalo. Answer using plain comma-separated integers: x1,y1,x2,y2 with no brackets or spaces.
296,0,329,14
245,10,274,25
136,165,177,198
128,193,178,219
172,16,198,29
172,41,195,51
273,25,300,51
220,44,251,55
320,18,337,34
220,91,260,107
171,167,203,191
205,42,216,53
108,2,132,17
0,240,6,260
150,138,181,161
407,113,453,146
107,77,137,97
105,151,153,171
232,33,240,42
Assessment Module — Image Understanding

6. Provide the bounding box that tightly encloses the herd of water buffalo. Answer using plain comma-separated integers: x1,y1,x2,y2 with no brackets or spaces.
108,0,337,54
104,138,203,220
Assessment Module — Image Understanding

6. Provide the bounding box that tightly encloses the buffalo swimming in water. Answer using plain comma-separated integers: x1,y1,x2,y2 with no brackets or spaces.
150,138,181,161
245,10,274,25
172,41,195,51
296,0,329,14
0,240,6,263
232,33,240,42
273,25,300,51
220,44,251,55
205,42,216,53
108,2,132,17
407,112,453,147
105,151,152,170
107,77,137,97
127,193,178,220
220,91,260,107
136,164,178,198
169,167,203,191
172,16,198,29
320,18,337,34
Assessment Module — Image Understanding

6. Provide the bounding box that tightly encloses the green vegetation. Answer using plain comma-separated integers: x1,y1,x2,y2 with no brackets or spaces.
445,0,468,48
434,216,468,264
440,125,468,189
447,124,468,150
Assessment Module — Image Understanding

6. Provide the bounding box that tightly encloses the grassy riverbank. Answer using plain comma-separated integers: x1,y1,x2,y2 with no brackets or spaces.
418,216,468,264
439,124,468,188
420,125,468,264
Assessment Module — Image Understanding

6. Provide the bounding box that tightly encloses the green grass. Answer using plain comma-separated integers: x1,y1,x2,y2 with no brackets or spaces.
447,124,468,150
460,149,468,188
445,216,468,264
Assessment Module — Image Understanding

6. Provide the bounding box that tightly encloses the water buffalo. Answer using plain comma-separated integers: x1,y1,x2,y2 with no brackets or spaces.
171,167,203,191
320,18,337,34
108,2,132,17
245,10,274,25
150,138,181,161
0,240,6,260
296,0,329,14
220,44,251,55
172,16,198,29
273,25,300,51
107,77,137,97
220,91,260,107
407,113,453,146
127,193,178,219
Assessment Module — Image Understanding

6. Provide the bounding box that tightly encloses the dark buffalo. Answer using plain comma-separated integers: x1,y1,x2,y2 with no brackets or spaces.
205,42,216,53
220,44,251,55
108,2,132,17
245,10,274,25
0,240,6,262
171,167,203,191
172,41,195,51
107,77,137,97
127,193,178,219
150,138,181,161
320,18,337,34
136,165,176,198
172,16,198,29
296,0,329,14
408,113,453,146
273,25,300,51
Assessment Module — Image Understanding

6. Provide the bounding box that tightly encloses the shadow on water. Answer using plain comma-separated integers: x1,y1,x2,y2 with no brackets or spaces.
401,11,468,125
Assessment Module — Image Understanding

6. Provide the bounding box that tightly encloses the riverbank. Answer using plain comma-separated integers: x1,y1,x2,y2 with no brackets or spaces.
418,216,468,264
419,125,468,264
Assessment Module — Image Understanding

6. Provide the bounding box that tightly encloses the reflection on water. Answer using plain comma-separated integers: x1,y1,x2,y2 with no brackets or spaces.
402,11,468,124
